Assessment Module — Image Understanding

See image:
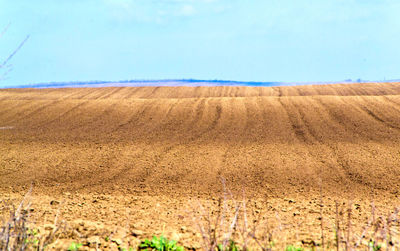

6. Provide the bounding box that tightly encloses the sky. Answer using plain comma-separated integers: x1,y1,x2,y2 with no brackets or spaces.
0,0,400,87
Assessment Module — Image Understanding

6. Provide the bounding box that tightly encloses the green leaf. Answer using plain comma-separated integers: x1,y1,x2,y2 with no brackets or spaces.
139,235,184,251
68,242,83,251
285,246,303,251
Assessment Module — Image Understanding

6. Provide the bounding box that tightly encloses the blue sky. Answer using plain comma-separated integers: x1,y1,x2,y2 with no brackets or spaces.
0,0,399,87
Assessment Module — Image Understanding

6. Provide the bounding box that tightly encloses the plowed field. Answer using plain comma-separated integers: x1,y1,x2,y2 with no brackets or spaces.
1,83,400,249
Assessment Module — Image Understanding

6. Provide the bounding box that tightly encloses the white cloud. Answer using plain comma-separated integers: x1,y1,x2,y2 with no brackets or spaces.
102,0,227,23
102,0,137,21
179,5,195,16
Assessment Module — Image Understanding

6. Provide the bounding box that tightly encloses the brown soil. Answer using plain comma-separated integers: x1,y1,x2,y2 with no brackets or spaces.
1,83,400,249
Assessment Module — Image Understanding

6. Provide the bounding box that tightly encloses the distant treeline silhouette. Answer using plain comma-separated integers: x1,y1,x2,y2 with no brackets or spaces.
3,79,281,88
2,78,400,89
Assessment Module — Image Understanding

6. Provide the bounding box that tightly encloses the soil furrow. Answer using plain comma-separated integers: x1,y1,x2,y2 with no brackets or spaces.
2,84,400,247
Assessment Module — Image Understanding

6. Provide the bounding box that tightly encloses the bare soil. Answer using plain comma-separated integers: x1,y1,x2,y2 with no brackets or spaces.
1,83,400,249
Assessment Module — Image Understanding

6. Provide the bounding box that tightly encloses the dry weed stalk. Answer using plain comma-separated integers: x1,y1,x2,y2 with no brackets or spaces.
0,188,66,251
0,187,32,250
38,205,66,250
249,210,284,251
334,200,400,251
237,192,250,250
335,201,342,251
345,200,353,251
236,191,274,251
192,178,289,251
192,178,242,250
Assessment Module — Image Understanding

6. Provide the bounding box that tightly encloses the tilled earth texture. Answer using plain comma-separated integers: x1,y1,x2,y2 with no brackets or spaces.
2,83,400,249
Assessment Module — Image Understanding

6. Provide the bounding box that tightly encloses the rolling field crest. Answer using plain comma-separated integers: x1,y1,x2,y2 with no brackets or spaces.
1,83,400,197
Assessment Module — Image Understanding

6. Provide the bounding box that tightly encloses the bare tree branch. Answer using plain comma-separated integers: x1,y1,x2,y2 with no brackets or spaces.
0,22,11,40
0,65,13,81
1,35,30,68
0,23,29,83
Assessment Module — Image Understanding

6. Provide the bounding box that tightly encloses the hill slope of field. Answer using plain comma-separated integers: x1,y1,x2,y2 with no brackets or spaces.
1,82,400,248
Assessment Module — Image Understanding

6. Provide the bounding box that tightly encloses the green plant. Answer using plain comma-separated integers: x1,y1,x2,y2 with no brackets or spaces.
68,242,83,251
24,228,40,247
120,248,135,251
285,245,304,251
217,239,239,251
139,235,184,251
368,240,382,251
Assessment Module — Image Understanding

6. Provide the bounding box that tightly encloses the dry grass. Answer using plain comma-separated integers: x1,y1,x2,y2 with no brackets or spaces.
190,180,400,251
2,84,400,248
2,187,400,250
0,188,67,251
0,189,31,250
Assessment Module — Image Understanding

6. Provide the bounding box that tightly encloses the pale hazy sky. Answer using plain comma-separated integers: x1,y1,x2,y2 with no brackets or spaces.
0,0,399,87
